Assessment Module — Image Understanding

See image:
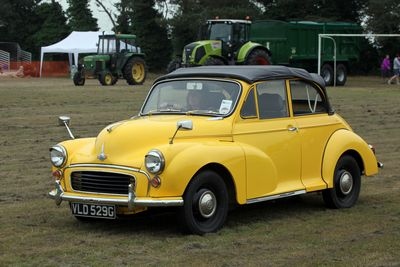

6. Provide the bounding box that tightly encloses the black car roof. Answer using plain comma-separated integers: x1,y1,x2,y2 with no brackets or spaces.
155,65,326,88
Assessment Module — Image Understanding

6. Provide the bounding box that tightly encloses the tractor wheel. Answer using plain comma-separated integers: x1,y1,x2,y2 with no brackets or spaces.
245,49,271,65
204,57,225,65
111,75,118,85
99,72,114,86
73,72,85,86
167,58,182,73
336,64,347,86
124,57,147,85
321,64,334,86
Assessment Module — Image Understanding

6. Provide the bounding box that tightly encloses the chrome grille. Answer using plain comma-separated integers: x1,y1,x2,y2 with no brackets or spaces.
71,171,133,195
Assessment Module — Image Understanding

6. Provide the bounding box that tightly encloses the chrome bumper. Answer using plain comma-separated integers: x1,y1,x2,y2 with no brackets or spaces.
48,180,183,208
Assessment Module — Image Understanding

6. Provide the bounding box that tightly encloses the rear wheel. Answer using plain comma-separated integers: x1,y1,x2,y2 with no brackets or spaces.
178,170,229,235
99,71,114,86
321,64,334,86
124,57,147,85
73,72,85,86
322,155,361,209
336,64,347,86
245,49,271,65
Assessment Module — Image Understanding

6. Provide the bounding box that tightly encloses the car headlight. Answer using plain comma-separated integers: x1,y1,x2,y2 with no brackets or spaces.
50,145,67,167
145,149,165,174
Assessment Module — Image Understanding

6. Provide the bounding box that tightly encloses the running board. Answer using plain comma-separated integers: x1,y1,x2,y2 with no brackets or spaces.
246,190,307,204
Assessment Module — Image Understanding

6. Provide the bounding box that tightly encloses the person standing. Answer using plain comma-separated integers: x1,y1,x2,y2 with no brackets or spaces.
381,54,391,82
388,54,400,85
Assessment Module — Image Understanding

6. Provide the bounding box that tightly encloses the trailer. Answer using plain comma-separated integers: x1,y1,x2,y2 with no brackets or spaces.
250,20,362,86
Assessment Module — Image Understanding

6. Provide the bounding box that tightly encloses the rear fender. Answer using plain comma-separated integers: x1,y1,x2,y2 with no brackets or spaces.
237,42,271,63
322,129,378,188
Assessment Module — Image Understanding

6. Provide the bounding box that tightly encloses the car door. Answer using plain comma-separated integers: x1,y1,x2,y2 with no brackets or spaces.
233,80,304,201
288,79,342,191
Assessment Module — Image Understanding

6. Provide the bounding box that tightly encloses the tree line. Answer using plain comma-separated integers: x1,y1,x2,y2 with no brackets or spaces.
0,0,399,71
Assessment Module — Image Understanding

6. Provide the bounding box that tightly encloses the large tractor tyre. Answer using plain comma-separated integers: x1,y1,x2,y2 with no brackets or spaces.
321,64,334,86
245,49,271,65
73,72,85,86
336,64,347,86
167,58,182,73
178,170,229,235
124,57,147,85
322,155,361,209
99,72,114,86
204,57,225,66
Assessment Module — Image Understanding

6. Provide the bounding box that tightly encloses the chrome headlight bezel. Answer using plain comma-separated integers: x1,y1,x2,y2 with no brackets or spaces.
50,145,67,168
145,149,165,174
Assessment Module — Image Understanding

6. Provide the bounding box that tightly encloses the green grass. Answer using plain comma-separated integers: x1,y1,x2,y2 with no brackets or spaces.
0,75,399,266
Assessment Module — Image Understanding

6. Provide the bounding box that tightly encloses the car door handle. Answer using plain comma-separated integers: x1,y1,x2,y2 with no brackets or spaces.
288,126,298,132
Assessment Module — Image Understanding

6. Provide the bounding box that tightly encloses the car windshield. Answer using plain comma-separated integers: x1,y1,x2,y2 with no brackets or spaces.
141,79,241,116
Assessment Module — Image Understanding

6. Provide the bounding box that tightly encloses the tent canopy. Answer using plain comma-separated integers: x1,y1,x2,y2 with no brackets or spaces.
40,31,107,76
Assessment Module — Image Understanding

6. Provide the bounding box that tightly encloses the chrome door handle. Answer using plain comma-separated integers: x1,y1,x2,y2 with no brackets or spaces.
288,126,298,132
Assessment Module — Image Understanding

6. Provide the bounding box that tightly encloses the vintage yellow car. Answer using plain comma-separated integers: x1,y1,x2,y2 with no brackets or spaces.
49,66,382,234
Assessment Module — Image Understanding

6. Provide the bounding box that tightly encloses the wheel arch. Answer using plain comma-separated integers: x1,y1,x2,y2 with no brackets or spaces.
322,129,378,188
237,42,272,63
194,163,237,207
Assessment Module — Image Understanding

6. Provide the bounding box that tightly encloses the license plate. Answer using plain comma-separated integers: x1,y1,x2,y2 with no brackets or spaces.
70,203,116,219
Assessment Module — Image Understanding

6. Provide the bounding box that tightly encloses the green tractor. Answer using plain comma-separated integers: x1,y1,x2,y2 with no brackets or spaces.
167,19,271,72
73,33,147,86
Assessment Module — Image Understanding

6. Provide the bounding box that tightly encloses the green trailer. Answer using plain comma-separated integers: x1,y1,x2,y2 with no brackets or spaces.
251,20,362,86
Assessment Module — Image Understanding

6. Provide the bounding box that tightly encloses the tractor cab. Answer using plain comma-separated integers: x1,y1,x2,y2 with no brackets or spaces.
97,34,139,54
200,19,251,56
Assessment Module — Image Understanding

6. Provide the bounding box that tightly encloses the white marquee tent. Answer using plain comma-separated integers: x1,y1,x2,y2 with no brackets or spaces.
40,31,106,77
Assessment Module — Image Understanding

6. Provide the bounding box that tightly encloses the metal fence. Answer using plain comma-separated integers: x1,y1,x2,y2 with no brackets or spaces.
0,49,10,71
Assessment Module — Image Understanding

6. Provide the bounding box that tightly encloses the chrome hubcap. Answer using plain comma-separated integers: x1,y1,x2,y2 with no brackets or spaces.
198,190,217,218
339,171,353,195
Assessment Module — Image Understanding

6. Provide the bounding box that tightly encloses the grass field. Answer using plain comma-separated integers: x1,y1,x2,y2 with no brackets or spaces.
0,75,399,266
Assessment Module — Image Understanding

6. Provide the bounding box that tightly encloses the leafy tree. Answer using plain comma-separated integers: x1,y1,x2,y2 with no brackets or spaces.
0,0,41,52
126,0,172,71
66,0,98,31
363,0,400,56
31,1,70,54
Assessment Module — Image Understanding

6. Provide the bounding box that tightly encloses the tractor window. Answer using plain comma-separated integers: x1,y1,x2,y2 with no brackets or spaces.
208,23,232,42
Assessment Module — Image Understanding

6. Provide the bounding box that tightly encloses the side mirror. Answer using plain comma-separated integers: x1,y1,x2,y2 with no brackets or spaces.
58,115,75,139
170,120,193,144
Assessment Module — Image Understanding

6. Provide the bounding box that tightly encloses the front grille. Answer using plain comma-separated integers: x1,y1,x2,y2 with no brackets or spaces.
71,171,133,195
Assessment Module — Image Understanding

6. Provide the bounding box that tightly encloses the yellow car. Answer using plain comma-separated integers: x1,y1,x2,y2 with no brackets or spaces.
49,66,382,235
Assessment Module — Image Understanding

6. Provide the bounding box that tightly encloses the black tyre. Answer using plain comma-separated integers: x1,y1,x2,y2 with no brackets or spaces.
321,64,334,86
167,58,182,73
336,64,347,86
73,72,85,86
204,57,225,65
98,71,114,86
322,155,361,209
111,75,118,85
123,57,147,85
178,170,229,235
245,49,271,65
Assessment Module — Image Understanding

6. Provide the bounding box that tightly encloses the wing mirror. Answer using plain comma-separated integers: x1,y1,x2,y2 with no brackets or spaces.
170,120,193,144
58,116,75,139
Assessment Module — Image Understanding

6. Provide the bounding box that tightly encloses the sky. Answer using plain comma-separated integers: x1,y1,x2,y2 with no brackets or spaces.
57,0,117,31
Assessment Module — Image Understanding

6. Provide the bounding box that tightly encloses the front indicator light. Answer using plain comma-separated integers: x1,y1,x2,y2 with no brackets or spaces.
52,170,63,181
150,176,161,188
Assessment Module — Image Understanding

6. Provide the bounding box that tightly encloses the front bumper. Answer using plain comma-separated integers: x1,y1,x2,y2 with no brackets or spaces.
48,180,183,208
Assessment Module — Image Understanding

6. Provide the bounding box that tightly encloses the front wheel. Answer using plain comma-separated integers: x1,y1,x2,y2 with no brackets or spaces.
99,71,114,86
178,170,229,235
124,57,147,85
73,72,85,86
322,155,361,209
204,57,225,66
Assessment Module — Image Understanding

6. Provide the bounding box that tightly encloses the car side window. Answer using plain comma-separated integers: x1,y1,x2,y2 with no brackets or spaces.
240,88,257,118
289,80,328,115
256,80,288,119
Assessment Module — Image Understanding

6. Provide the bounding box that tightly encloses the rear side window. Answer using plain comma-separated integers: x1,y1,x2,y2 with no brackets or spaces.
290,80,328,115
